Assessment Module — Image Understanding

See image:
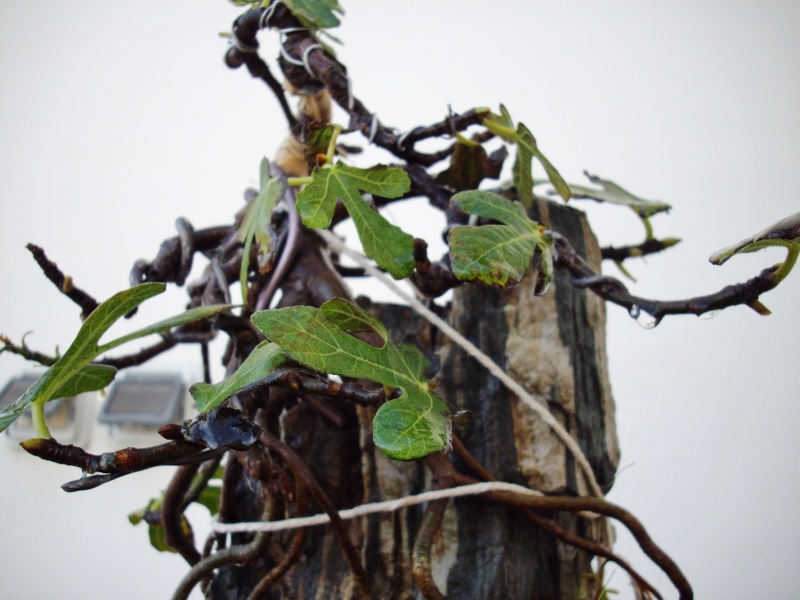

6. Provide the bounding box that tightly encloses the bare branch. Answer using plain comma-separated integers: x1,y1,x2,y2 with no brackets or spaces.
554,232,781,322
26,244,99,319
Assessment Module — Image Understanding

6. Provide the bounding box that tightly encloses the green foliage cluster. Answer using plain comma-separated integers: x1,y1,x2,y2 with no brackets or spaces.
3,0,798,471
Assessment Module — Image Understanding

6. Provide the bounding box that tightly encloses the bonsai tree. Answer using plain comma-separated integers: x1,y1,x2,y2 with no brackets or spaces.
1,2,797,599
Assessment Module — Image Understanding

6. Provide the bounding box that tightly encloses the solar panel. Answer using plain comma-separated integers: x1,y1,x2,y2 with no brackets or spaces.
0,373,83,443
98,373,184,427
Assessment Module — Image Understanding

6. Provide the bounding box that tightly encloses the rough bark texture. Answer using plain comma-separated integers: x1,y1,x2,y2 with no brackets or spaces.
431,199,619,599
208,200,618,599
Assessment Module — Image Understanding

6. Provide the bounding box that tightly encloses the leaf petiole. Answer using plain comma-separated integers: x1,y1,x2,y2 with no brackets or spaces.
326,124,343,164
287,176,313,187
454,131,479,147
32,398,51,439
483,119,516,141
770,242,799,285
641,215,654,241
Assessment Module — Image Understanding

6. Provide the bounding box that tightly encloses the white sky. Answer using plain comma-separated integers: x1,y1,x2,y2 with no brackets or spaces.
1,1,798,598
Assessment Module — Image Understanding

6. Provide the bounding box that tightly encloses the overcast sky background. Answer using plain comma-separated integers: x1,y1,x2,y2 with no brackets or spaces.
1,2,798,598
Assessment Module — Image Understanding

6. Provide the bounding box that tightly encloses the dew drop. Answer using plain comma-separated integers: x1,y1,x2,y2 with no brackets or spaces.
629,304,660,329
700,309,721,320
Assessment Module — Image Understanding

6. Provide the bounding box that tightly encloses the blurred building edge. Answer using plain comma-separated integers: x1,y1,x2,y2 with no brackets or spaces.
1,371,190,450
99,373,185,446
0,372,93,446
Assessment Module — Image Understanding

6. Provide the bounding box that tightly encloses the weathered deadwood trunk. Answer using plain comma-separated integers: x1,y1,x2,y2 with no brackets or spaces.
208,200,619,599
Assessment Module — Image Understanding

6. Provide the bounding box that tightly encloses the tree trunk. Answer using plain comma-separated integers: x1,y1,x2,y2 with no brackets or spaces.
208,200,619,599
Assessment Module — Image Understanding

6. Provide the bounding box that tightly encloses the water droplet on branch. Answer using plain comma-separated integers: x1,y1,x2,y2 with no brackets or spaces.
629,304,660,329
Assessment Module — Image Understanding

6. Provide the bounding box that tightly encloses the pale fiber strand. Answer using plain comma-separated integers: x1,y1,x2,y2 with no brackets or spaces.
212,482,541,534
317,229,605,500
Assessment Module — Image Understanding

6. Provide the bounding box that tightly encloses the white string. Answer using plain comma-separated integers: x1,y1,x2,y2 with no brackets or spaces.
316,229,605,501
212,481,542,534
397,129,411,150
345,74,354,111
231,32,258,54
260,1,279,29
280,27,310,35
368,114,379,143
301,44,322,78
279,43,305,66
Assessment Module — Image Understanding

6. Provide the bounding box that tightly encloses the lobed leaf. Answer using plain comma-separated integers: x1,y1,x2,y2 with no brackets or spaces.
190,341,287,413
296,162,415,278
564,171,671,218
283,0,344,29
709,210,800,265
252,299,452,460
448,190,553,290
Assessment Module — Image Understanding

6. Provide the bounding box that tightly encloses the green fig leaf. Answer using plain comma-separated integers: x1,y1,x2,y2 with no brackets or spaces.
190,341,287,413
448,190,554,290
283,0,344,29
296,162,414,278
0,282,232,433
320,297,388,343
52,364,118,399
563,171,671,219
0,283,164,432
252,299,452,460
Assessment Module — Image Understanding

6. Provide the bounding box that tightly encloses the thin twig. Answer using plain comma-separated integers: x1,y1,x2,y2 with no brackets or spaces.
553,233,782,322
247,474,310,600
0,333,58,366
225,44,298,130
260,430,373,600
601,237,680,263
211,481,543,535
275,22,487,167
163,464,202,566
26,244,99,319
411,499,448,600
274,370,386,406
246,527,305,599
446,469,693,600
450,437,662,599
182,454,223,511
171,487,276,600
97,334,177,369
